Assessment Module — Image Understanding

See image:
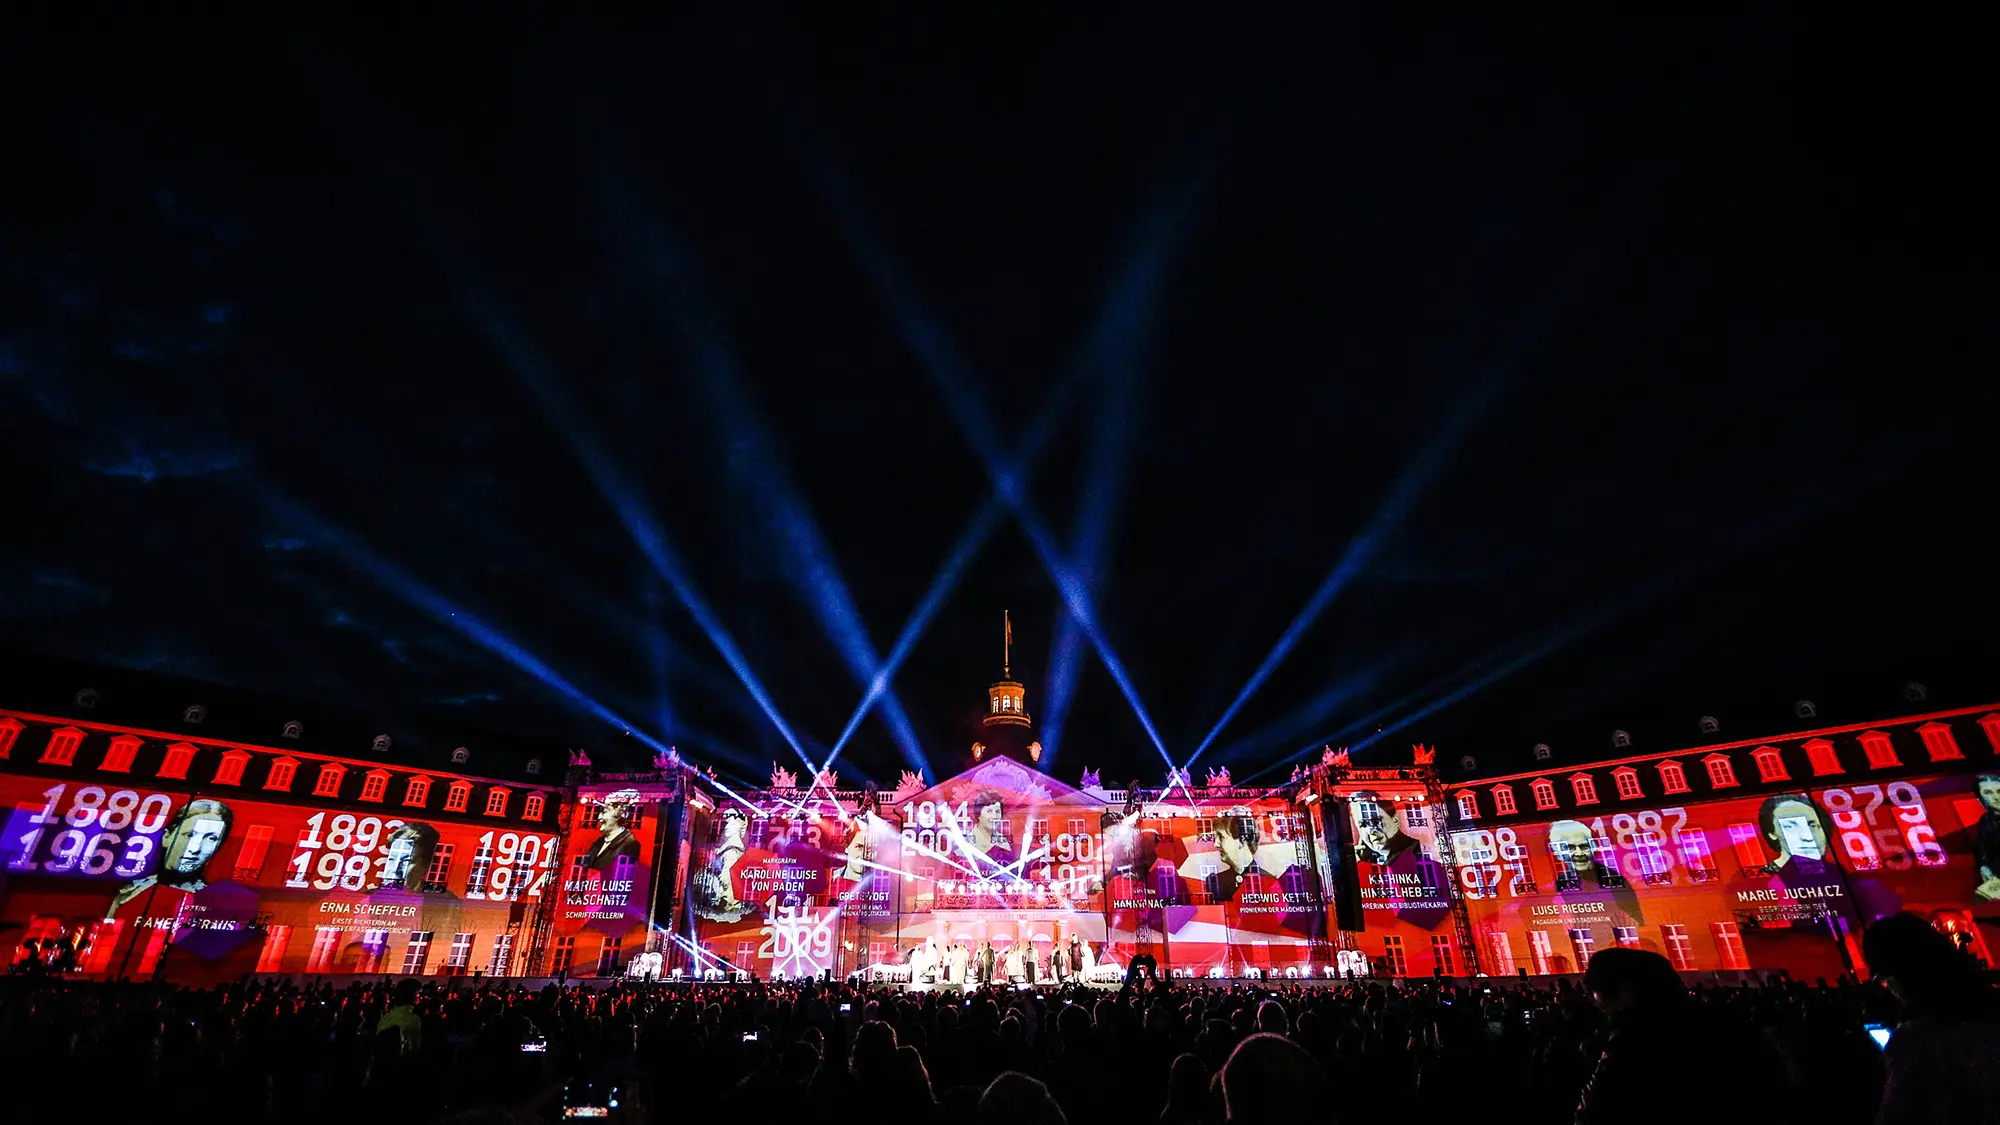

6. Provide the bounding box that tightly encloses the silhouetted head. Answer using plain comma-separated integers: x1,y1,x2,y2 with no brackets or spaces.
1219,1033,1326,1122
1864,912,1984,1016
1583,948,1686,1019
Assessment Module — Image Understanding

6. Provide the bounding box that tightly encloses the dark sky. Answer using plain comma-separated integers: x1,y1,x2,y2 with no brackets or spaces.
2,7,1993,791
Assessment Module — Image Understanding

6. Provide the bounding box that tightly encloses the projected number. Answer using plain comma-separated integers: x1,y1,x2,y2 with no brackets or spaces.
758,899,836,977
1821,785,1945,871
10,787,177,873
285,814,416,888
462,832,557,899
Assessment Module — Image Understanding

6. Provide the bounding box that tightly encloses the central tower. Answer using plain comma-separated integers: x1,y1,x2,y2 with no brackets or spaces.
972,611,1041,763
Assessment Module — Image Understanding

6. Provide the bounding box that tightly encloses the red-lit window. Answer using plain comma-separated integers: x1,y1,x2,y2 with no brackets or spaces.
1570,774,1599,805
265,758,298,791
1614,926,1640,949
552,937,576,974
159,741,196,779
1917,722,1963,762
483,788,510,817
41,727,85,766
1752,747,1788,782
1803,738,1842,776
404,776,433,807
102,734,142,773
1382,935,1408,977
1613,768,1642,800
447,932,476,972
1530,779,1557,810
0,716,23,758
223,824,272,882
1859,730,1899,770
1526,930,1554,975
467,840,494,895
1431,934,1457,975
255,925,293,972
1568,927,1596,970
213,749,250,786
523,794,546,821
423,843,456,889
1710,921,1748,970
1677,828,1717,882
597,937,623,975
1657,760,1689,794
360,770,391,802
1491,785,1517,815
306,927,342,973
1703,755,1738,788
490,933,515,976
1727,823,1767,870
444,781,472,812
1456,792,1478,820
1486,932,1516,976
1981,714,2000,755
313,763,345,797
1662,924,1694,970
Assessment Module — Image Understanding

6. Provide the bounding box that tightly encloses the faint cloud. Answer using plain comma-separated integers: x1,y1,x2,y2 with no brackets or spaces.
429,691,503,706
82,440,245,482
0,571,113,618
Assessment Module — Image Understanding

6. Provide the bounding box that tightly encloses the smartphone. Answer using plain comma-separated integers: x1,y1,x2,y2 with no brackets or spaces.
839,1003,852,1013
1864,1023,1892,1051
742,1031,760,1042
521,1038,548,1054
562,1083,619,1119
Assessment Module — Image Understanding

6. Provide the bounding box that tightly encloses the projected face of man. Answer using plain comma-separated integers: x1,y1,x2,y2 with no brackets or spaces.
1978,776,2000,814
1547,822,1594,875
1770,799,1828,863
170,816,228,874
1356,801,1397,855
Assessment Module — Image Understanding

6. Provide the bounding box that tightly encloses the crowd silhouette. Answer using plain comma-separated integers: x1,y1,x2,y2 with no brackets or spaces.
0,913,1992,1124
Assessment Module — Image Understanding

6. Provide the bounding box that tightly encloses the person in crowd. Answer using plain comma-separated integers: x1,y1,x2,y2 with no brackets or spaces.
1864,911,2000,1125
1218,1033,1327,1122
1160,1053,1217,1125
1575,947,1783,1124
981,1071,1068,1125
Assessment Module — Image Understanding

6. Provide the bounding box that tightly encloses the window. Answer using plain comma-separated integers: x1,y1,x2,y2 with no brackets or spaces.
213,749,250,786
1635,837,1673,886
1431,934,1457,976
255,925,293,972
1727,823,1768,870
158,742,196,779
264,758,298,791
1802,738,1842,776
1981,714,2000,755
1752,746,1789,783
1456,792,1479,820
1568,927,1596,969
422,843,456,890
446,933,475,973
552,936,576,974
360,930,391,974
598,937,623,975
490,933,515,977
1703,754,1738,788
102,734,142,773
1570,774,1599,805
483,788,510,817
444,781,472,813
404,776,433,807
0,716,23,757
734,941,757,972
1613,926,1640,949
233,825,276,881
1677,828,1717,882
1859,730,1899,770
569,854,592,883
360,770,390,802
1491,785,1517,815
1662,924,1694,970
523,794,546,821
467,840,495,896
1486,932,1517,976
41,727,85,766
1530,779,1557,810
306,926,342,973
1613,768,1642,801
1710,921,1748,970
1657,760,1690,794
1917,722,1963,762
313,763,345,797
401,932,435,975
1382,935,1408,977
991,697,999,713
1526,930,1554,975
1592,836,1628,889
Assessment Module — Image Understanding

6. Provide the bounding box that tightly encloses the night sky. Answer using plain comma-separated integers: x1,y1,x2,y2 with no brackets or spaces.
2,9,1993,791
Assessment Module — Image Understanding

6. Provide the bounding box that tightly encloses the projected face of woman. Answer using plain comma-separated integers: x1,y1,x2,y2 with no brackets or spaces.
1771,800,1828,862
168,816,228,874
1978,776,2000,814
380,837,418,885
597,802,628,834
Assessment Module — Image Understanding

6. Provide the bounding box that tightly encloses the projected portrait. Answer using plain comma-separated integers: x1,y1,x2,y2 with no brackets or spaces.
692,808,755,922
1976,774,2000,902
1757,793,1831,874
969,788,1016,867
1208,807,1263,902
377,821,441,893
106,797,234,917
581,790,643,876
1547,820,1598,891
1350,792,1420,866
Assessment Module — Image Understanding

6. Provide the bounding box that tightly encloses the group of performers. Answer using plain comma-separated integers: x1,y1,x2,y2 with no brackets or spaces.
902,933,1099,988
